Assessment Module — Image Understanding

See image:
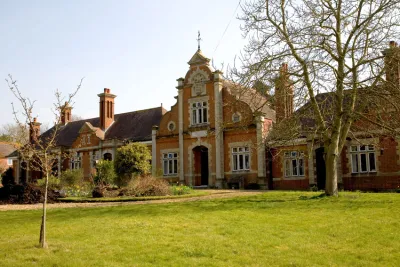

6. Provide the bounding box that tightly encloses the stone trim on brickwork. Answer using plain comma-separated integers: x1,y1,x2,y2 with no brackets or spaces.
343,138,379,178
227,141,253,175
187,139,213,186
160,148,180,179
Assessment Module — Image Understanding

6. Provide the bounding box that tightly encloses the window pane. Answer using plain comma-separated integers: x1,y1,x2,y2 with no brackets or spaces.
285,159,291,176
351,146,358,152
198,109,202,123
244,154,249,170
360,154,367,172
163,160,168,175
192,110,197,124
233,148,237,153
174,159,178,174
351,154,359,173
369,153,376,171
233,155,238,170
368,145,374,151
168,160,173,174
239,155,244,169
203,108,207,122
360,145,366,151
298,158,304,176
292,159,298,176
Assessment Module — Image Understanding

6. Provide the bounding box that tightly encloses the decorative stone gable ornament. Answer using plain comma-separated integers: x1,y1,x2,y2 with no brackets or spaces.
192,73,206,96
189,69,209,96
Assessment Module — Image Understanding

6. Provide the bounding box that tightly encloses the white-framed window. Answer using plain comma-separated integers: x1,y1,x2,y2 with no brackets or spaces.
284,151,305,177
71,152,81,169
87,134,91,144
163,152,178,175
350,145,376,173
191,101,208,125
81,136,86,146
232,147,250,171
7,158,13,166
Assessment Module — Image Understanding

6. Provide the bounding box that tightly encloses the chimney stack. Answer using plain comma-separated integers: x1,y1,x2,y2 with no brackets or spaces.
60,101,72,125
275,63,294,122
383,41,400,89
98,88,117,131
29,117,41,144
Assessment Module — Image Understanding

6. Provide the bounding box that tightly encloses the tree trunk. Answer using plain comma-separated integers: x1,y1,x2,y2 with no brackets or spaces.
39,171,49,248
325,149,339,197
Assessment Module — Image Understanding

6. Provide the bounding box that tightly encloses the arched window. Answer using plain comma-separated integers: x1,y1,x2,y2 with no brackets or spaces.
103,153,112,161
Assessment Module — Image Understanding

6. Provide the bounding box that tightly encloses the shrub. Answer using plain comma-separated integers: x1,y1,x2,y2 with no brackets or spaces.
171,185,193,195
1,168,15,187
36,175,61,190
94,159,117,186
92,186,106,198
114,143,151,186
120,175,170,197
0,183,60,204
60,169,84,187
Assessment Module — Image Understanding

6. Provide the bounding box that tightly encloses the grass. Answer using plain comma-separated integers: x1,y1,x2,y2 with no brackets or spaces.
0,191,399,266
60,190,208,202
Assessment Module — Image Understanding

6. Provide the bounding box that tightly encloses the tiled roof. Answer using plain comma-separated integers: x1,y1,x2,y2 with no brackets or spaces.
223,80,276,121
0,142,17,158
40,106,166,147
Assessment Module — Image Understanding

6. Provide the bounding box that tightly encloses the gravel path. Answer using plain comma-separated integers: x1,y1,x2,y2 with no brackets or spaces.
0,190,263,211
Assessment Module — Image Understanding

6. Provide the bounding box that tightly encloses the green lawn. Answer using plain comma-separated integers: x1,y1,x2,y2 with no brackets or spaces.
0,191,399,267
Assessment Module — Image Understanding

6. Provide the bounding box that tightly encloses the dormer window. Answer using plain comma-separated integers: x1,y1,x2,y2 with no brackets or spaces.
87,134,91,144
81,136,86,146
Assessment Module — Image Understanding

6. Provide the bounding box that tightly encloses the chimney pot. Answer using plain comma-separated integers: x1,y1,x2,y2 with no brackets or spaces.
389,41,398,47
33,118,37,122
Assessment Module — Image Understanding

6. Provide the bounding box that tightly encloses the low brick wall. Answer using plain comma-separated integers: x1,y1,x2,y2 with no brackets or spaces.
343,175,400,191
273,179,309,190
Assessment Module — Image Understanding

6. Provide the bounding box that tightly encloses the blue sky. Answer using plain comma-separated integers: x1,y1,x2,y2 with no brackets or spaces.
0,0,246,127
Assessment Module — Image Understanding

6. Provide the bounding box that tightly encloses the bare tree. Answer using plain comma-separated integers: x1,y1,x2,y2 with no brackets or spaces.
233,0,400,196
0,123,29,144
6,75,83,248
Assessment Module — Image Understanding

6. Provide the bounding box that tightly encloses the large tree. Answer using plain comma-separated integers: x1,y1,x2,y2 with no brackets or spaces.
234,0,400,196
6,75,82,248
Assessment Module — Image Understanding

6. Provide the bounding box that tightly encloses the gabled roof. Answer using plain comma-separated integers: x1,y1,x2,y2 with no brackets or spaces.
223,80,276,121
0,142,17,158
40,106,166,147
188,49,211,66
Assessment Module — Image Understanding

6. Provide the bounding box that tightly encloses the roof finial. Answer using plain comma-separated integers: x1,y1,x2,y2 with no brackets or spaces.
197,31,202,51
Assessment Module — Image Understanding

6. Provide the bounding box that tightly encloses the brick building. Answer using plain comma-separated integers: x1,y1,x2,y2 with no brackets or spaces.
152,49,275,188
13,43,400,191
268,41,400,191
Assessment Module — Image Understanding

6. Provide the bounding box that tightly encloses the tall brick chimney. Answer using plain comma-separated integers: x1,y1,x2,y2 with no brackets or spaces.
275,63,293,122
60,101,72,125
383,41,400,88
29,117,41,143
98,88,116,130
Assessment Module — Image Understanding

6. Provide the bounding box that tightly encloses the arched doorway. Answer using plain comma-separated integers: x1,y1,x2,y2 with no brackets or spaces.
192,146,209,186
